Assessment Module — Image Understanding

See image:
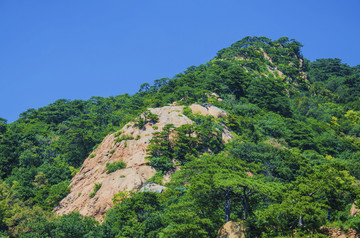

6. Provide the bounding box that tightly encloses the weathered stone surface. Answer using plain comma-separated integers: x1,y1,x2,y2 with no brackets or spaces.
217,221,247,238
190,104,227,119
140,182,166,193
54,104,233,221
350,203,360,216
321,226,360,238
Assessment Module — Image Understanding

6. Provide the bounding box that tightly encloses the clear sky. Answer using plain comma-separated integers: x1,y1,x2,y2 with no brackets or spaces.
1,0,359,122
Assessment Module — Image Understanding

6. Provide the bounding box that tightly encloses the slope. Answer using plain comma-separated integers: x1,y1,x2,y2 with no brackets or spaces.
54,104,232,220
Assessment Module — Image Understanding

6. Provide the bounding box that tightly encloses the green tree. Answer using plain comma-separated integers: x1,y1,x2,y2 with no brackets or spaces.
147,124,175,172
180,152,275,223
103,192,163,238
50,212,100,238
0,118,6,135
5,206,54,237
160,199,213,238
59,115,96,167
139,83,150,92
257,163,359,234
248,77,292,117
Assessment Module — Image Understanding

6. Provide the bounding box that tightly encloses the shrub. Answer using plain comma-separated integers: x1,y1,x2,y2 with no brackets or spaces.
114,131,122,137
110,149,115,154
182,106,194,119
92,143,100,151
106,161,127,173
147,111,159,123
114,135,134,144
134,110,159,128
90,183,102,198
89,154,96,159
112,191,131,204
43,180,71,210
147,171,165,185
148,157,174,173
134,118,146,129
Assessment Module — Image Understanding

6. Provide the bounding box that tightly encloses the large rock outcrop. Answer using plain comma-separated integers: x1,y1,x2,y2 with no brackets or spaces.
54,104,232,220
320,227,360,238
350,203,360,216
217,221,247,238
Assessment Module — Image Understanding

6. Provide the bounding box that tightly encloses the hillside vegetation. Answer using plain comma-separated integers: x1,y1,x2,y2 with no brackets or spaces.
1,36,360,237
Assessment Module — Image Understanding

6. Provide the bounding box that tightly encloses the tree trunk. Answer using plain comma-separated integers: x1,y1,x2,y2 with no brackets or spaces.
225,187,231,222
327,192,334,221
243,187,249,220
299,215,304,227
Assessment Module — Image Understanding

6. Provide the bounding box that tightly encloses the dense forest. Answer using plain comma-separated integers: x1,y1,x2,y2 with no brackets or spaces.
1,36,360,237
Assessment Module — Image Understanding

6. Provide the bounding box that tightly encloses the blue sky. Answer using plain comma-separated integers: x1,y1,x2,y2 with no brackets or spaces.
1,0,359,122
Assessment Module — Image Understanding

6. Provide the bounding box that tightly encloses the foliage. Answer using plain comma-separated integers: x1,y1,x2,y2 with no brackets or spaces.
1,36,360,237
134,110,159,129
89,183,102,198
146,114,223,173
17,212,102,238
147,171,165,185
114,134,134,143
105,161,126,174
256,163,359,235
103,192,163,238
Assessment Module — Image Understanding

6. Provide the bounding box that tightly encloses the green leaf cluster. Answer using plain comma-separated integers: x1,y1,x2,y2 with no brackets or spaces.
89,183,102,198
105,161,126,174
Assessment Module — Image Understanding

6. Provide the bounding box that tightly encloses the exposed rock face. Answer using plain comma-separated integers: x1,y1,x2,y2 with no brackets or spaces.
54,104,232,221
321,226,360,238
139,182,166,193
350,203,360,216
217,221,247,238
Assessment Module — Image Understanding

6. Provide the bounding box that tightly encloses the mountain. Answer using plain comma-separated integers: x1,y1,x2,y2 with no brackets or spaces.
1,36,360,237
